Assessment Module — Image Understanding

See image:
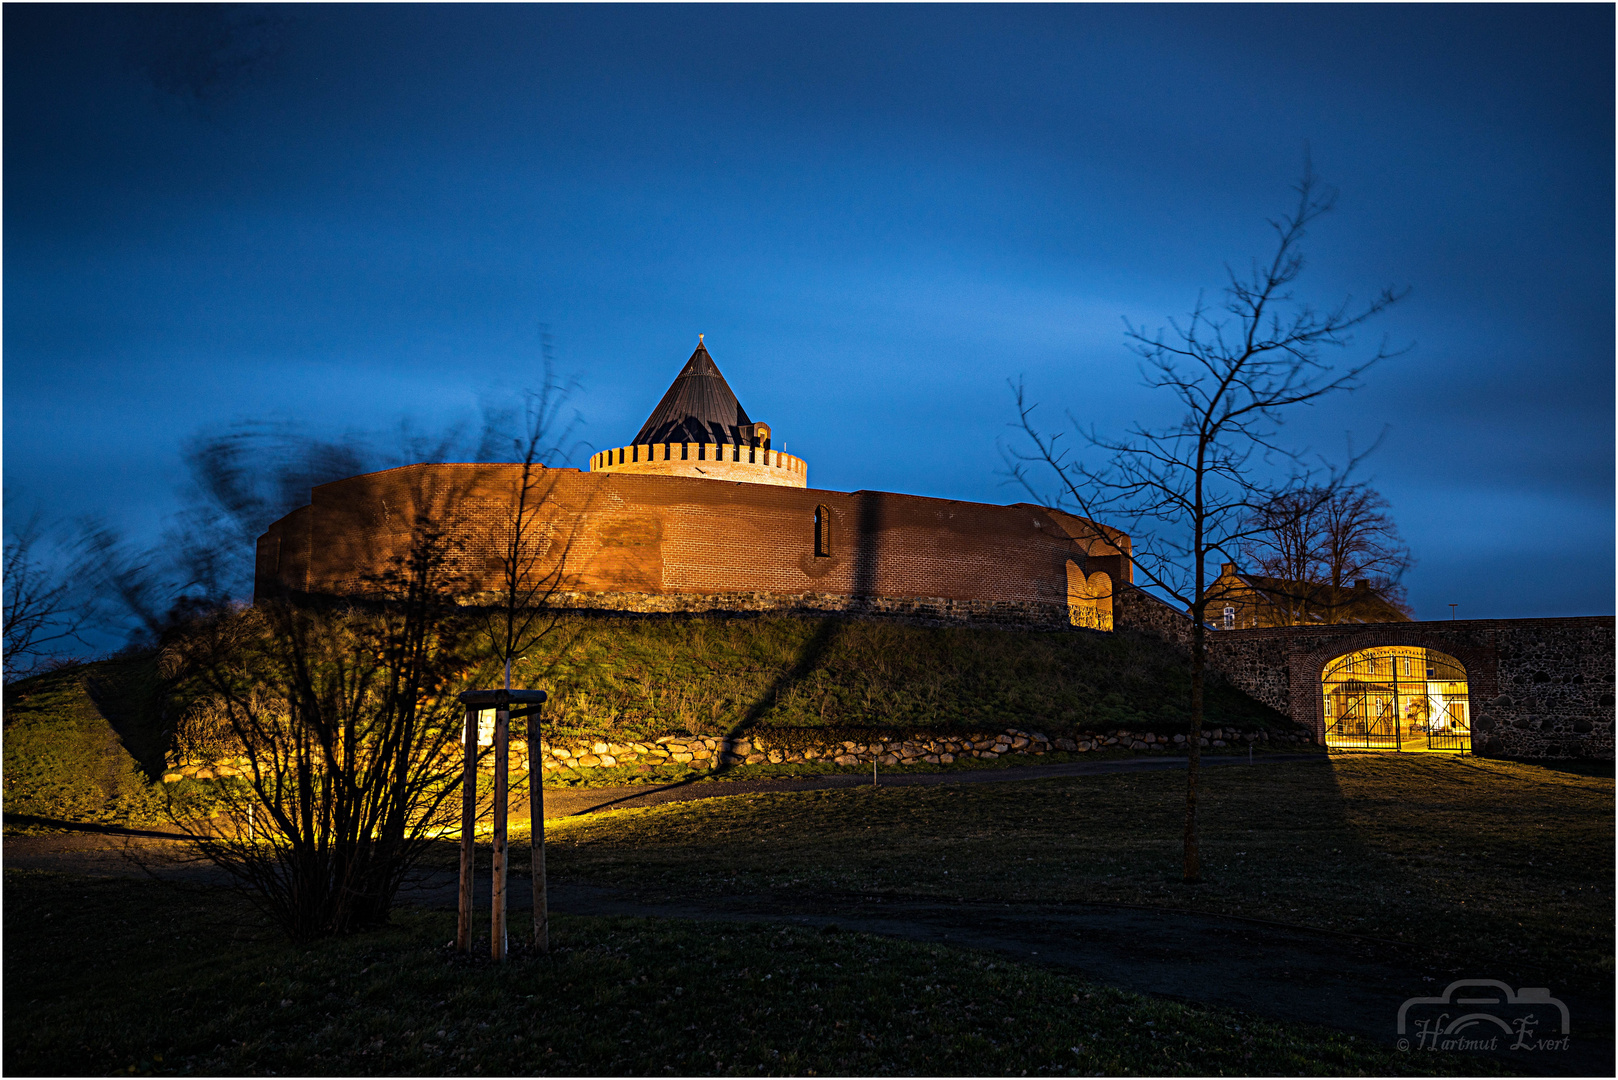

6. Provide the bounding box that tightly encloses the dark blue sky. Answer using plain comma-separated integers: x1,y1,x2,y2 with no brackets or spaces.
6,4,1613,619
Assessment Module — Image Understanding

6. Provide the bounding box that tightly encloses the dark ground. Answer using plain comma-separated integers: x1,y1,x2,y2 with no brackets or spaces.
6,753,1610,1077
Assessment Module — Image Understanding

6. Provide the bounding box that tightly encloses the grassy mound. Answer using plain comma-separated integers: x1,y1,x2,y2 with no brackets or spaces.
2,659,167,826
2,614,1291,822
523,613,1288,743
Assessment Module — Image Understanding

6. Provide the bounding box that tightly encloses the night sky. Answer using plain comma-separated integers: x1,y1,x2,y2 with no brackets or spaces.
6,4,1613,620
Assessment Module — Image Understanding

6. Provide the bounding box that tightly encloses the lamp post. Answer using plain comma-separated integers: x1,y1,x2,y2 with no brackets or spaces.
457,687,548,960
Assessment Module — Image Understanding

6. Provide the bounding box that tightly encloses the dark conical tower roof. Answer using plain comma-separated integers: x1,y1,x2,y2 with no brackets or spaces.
632,341,754,446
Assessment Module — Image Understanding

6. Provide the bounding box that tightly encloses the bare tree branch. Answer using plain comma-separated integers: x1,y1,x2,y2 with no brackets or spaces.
1004,165,1407,884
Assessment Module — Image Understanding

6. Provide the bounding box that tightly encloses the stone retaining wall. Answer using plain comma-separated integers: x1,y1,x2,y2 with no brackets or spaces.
160,724,1316,782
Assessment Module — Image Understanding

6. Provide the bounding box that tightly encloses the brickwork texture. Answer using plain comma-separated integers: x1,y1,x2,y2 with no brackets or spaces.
255,463,1130,629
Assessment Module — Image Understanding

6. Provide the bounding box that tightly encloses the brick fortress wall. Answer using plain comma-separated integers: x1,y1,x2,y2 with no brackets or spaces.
255,463,1130,629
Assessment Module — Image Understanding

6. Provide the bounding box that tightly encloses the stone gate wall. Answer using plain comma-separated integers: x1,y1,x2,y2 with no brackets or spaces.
1118,609,1615,760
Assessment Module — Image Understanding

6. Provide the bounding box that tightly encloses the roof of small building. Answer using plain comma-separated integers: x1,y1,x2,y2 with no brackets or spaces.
1222,569,1412,623
632,341,756,446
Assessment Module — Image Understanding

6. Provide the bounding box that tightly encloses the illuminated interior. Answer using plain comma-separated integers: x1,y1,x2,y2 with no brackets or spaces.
1321,646,1470,753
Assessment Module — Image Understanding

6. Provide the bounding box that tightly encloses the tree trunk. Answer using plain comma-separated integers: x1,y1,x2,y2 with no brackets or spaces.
1184,615,1205,884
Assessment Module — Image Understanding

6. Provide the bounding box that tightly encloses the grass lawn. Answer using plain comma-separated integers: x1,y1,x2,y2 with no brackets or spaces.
535,755,1614,993
5,870,1488,1077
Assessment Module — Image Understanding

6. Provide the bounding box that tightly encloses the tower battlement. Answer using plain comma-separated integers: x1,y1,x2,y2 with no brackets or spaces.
590,441,807,487
592,337,809,487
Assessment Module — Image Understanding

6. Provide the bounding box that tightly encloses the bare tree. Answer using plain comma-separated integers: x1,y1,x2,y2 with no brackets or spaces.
1314,485,1413,620
162,497,476,939
3,514,93,680
80,427,484,939
1238,487,1322,626
73,349,586,940
472,341,586,952
1010,166,1406,883
476,343,586,683
1240,483,1413,624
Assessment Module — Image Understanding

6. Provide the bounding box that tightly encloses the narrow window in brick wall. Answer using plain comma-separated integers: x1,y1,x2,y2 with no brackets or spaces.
814,505,833,557
681,443,689,460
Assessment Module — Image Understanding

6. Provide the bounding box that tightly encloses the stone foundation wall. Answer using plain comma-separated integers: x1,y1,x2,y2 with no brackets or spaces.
534,590,1070,630
161,723,1316,782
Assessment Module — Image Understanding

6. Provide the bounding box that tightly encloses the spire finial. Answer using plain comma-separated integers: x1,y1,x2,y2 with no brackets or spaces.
698,333,704,345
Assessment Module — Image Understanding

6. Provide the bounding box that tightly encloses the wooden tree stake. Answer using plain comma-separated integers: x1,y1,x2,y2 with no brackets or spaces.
457,704,478,953
491,705,510,961
528,705,548,952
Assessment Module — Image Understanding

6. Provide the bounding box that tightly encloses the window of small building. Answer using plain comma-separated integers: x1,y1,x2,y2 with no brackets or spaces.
1223,606,1235,630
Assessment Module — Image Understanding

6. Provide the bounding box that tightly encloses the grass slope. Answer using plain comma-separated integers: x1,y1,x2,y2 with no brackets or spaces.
3,615,1293,821
4,870,1485,1077
2,660,166,825
522,614,1288,743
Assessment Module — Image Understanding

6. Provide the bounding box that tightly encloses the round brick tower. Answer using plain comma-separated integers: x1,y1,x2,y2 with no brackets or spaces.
589,338,808,487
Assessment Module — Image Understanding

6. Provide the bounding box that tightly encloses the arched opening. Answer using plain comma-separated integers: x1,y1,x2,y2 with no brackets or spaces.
1065,562,1113,631
1321,646,1470,753
814,505,833,557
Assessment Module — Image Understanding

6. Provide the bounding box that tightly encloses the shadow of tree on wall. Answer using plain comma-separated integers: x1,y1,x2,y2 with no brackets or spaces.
547,493,874,815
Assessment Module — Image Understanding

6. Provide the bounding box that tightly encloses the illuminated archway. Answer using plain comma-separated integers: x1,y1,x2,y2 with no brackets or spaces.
1066,561,1113,631
1321,646,1470,752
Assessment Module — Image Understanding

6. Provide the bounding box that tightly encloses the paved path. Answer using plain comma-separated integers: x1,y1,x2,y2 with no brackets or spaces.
538,751,1329,817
